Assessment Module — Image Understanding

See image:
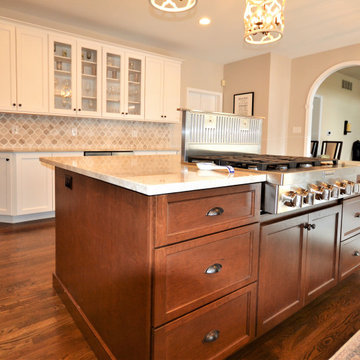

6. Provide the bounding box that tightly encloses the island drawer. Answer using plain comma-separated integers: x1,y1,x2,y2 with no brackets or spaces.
339,234,360,280
342,197,360,240
153,224,259,326
153,283,256,360
155,183,261,247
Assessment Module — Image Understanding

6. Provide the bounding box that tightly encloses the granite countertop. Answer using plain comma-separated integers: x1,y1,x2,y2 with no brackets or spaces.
40,154,266,195
0,147,178,153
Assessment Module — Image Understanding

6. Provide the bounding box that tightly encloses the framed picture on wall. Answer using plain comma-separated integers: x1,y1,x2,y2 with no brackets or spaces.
233,92,254,116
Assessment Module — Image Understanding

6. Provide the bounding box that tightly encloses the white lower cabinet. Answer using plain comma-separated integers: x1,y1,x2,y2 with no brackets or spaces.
0,153,13,215
0,151,83,223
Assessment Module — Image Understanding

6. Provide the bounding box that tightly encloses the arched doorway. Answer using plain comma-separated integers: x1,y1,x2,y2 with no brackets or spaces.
305,61,360,157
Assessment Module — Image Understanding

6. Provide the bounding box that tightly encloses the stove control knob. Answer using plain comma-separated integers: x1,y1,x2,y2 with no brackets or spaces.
335,181,352,195
282,191,299,208
295,188,312,207
309,184,326,201
320,182,338,199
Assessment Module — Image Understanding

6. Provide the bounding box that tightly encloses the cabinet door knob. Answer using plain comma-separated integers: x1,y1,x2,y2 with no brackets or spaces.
6,158,9,161
164,115,167,118
203,330,220,343
12,103,16,107
353,250,360,257
206,207,224,217
73,108,76,111
18,103,22,107
310,223,316,230
125,112,128,115
78,108,81,112
355,213,360,218
161,115,164,118
205,263,222,274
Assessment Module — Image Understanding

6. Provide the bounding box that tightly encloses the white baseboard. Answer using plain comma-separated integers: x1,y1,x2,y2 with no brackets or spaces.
0,211,55,224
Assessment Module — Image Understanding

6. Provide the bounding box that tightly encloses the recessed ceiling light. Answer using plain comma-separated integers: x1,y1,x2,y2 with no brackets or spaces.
199,17,211,26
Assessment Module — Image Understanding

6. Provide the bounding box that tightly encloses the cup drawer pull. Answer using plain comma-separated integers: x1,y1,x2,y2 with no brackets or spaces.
205,263,222,274
206,207,224,217
203,329,220,343
353,250,360,257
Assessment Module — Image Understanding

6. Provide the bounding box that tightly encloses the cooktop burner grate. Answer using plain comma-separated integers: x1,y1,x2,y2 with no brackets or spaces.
188,153,338,171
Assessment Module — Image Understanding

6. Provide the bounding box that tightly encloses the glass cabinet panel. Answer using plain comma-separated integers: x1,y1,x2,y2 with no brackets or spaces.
53,41,73,111
81,47,98,112
105,53,121,114
127,57,142,116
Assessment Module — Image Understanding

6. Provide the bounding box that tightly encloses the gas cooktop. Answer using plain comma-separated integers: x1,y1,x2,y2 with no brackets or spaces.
188,153,338,171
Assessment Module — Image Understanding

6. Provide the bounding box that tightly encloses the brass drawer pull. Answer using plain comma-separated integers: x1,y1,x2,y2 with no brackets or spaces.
203,329,220,343
205,263,222,274
206,207,224,217
353,250,360,257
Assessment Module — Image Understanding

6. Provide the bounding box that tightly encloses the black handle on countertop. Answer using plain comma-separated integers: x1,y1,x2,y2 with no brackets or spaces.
65,175,73,190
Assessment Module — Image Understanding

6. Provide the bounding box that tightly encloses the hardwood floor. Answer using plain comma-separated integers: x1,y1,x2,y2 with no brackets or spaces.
0,219,359,360
0,219,96,360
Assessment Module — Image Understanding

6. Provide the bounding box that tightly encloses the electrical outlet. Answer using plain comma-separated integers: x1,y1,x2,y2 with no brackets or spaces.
72,128,77,136
11,126,19,135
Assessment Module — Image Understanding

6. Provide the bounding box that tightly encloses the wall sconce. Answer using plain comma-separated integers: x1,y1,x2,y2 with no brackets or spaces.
344,120,352,135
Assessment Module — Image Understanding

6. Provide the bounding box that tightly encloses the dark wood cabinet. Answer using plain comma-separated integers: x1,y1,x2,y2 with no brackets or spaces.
342,196,360,240
53,168,261,360
339,234,360,279
257,205,341,336
257,215,307,335
304,206,341,303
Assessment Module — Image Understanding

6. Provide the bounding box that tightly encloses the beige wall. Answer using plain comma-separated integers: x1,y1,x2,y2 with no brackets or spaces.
223,53,271,152
288,43,360,156
267,53,291,155
316,72,360,161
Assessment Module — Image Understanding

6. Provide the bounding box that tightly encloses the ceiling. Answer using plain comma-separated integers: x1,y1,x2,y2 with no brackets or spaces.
2,0,360,64
338,67,360,81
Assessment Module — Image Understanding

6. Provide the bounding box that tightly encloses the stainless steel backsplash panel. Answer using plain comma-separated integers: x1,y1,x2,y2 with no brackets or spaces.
181,110,263,161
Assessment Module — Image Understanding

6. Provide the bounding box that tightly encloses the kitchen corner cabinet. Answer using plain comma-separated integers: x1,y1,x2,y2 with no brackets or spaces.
52,172,261,360
49,35,102,117
0,23,48,113
145,56,181,123
102,47,145,120
257,205,341,335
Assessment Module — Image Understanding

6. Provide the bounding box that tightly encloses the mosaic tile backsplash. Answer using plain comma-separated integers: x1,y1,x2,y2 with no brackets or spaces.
0,113,174,150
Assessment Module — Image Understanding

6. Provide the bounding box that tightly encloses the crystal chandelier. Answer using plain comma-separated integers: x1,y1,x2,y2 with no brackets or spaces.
244,0,285,44
150,0,197,12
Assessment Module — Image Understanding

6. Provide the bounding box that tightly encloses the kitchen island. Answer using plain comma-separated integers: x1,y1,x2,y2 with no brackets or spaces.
40,154,265,360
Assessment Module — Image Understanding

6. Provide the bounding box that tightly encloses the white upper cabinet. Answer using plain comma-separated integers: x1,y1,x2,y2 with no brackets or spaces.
0,19,181,122
0,23,16,112
0,23,48,113
145,56,181,123
125,53,145,120
49,36,102,117
102,46,125,118
77,40,102,117
49,34,77,115
16,26,49,113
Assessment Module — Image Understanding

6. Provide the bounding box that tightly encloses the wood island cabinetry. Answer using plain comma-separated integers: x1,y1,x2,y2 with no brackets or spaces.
257,205,341,335
53,168,261,360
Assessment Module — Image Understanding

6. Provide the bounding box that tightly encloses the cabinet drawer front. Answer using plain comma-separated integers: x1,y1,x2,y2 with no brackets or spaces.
340,235,360,280
342,197,360,240
153,284,256,360
154,224,259,325
155,184,260,247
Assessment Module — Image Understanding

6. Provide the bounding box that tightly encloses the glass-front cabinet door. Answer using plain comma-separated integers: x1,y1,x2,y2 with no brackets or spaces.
102,46,124,118
125,53,145,120
77,41,101,117
49,35,76,115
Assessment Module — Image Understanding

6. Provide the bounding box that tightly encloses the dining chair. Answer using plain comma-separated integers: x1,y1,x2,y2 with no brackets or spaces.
311,140,319,157
320,141,343,160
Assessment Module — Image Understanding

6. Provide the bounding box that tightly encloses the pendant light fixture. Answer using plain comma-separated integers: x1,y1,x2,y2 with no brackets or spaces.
150,0,197,13
244,0,285,44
